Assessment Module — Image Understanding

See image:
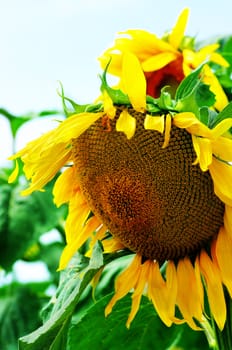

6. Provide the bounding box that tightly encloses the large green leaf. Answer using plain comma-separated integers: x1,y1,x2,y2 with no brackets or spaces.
67,293,181,350
67,293,210,350
18,243,130,350
18,243,104,350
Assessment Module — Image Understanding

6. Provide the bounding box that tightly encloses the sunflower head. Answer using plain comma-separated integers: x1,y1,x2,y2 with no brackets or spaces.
8,27,232,334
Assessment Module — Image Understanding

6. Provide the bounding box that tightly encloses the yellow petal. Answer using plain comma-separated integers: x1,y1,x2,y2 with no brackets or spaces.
223,205,232,237
58,216,101,270
210,52,229,68
212,136,232,163
144,114,164,133
116,110,136,139
103,91,116,119
142,52,177,72
209,158,232,206
176,257,203,330
21,143,72,196
215,227,232,297
169,8,190,49
173,112,212,138
165,261,178,320
199,250,226,330
105,254,141,317
122,52,146,112
8,160,19,183
65,191,90,243
51,112,103,144
162,114,172,148
212,118,232,139
192,135,212,171
126,259,150,328
147,261,176,327
53,166,78,207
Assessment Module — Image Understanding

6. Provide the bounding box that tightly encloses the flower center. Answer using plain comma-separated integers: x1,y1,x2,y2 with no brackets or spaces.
72,109,224,262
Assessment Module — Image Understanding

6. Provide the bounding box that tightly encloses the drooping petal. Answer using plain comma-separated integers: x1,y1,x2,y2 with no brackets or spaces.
211,118,232,139
144,114,165,133
103,90,117,119
173,112,212,138
215,227,232,297
50,112,103,144
122,52,146,112
53,166,79,207
223,205,232,237
199,250,226,331
65,191,90,244
209,158,232,206
105,254,141,317
21,143,72,196
192,135,212,171
176,257,203,330
147,261,177,327
116,109,136,139
126,259,151,328
212,137,232,163
162,114,172,148
169,8,190,49
58,215,101,270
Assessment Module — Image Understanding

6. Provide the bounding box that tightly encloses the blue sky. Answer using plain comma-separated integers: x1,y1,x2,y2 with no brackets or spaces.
1,0,232,164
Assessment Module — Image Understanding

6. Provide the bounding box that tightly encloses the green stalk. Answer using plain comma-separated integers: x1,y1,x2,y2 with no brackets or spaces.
207,289,232,350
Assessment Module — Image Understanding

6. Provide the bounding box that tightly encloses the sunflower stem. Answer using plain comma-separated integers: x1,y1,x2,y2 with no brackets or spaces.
200,316,219,349
208,289,232,350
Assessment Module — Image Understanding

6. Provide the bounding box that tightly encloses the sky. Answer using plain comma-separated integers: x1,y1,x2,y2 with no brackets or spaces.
1,0,232,165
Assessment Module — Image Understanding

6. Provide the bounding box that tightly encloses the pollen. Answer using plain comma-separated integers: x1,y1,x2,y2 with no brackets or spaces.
72,108,224,262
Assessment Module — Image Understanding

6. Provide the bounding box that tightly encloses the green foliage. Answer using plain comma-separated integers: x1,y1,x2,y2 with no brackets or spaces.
175,65,216,117
0,179,66,271
67,293,208,350
0,108,63,138
213,35,232,100
0,286,43,350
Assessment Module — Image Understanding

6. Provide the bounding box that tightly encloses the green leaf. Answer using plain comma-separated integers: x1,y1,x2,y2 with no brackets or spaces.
57,82,102,117
18,244,130,350
176,324,208,350
18,242,105,350
0,287,42,350
157,86,175,110
0,108,62,138
175,66,203,100
209,101,232,128
0,180,66,270
67,293,181,350
175,66,216,119
100,62,131,105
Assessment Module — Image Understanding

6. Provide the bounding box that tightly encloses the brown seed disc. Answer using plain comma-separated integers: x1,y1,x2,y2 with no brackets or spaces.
72,109,225,262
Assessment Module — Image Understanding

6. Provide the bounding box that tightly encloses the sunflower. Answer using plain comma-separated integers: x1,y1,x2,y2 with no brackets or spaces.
8,54,232,334
98,8,229,111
